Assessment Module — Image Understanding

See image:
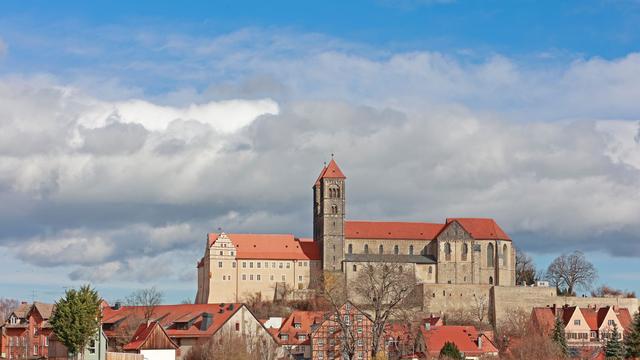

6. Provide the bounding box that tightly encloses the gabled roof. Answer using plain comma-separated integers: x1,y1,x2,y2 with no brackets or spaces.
30,302,55,320
314,165,327,186
530,307,556,335
10,303,31,319
123,322,179,351
318,159,346,179
208,233,321,260
562,306,578,325
617,308,633,333
581,308,598,331
345,221,444,240
597,307,612,328
276,310,325,346
444,218,511,240
102,303,244,339
420,326,498,356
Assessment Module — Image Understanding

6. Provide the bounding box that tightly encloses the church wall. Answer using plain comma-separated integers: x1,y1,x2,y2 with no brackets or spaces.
345,238,434,256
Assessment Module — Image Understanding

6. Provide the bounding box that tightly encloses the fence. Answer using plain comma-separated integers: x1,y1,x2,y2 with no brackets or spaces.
106,352,144,360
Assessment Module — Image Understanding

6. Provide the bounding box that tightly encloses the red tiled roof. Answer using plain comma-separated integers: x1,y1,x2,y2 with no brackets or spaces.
531,307,556,334
276,310,325,346
581,308,598,331
345,221,444,240
314,165,327,186
617,308,633,333
597,306,611,328
208,233,321,260
420,326,498,356
123,322,178,351
445,218,511,240
318,159,346,179
102,303,243,339
562,306,578,325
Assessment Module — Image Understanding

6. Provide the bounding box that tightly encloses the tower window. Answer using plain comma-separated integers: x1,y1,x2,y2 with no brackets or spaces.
462,243,468,261
379,245,384,254
331,205,338,214
394,245,399,255
409,245,414,255
489,276,494,285
364,244,369,254
348,244,353,254
503,244,508,267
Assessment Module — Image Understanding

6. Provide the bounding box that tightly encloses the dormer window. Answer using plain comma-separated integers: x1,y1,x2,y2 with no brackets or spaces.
294,322,301,328
280,334,289,340
574,320,581,326
9,315,17,324
298,334,307,340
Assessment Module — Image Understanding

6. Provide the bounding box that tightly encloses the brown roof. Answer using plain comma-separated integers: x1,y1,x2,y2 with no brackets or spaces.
345,221,444,240
208,233,321,260
420,326,499,357
445,218,511,240
123,322,179,351
581,308,598,331
11,303,31,319
31,302,55,320
276,310,325,346
531,307,556,334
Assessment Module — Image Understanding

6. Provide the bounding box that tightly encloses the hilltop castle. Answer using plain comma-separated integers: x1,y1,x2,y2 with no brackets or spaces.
196,159,515,304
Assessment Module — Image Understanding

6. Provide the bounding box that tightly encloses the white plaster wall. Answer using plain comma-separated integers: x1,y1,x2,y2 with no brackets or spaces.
141,349,176,360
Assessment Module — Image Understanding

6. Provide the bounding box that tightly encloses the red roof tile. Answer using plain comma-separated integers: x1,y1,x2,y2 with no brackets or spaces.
123,322,178,351
531,307,556,335
581,308,598,331
314,165,327,186
345,221,444,240
276,310,325,346
617,308,633,333
445,218,511,240
318,159,346,179
597,306,611,328
102,303,244,339
420,326,498,357
208,233,321,260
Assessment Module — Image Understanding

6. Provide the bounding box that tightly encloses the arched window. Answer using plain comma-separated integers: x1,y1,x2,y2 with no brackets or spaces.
462,243,468,261
348,244,353,254
489,276,494,285
428,266,433,274
331,205,338,214
364,244,369,254
336,187,341,198
353,264,357,272
394,245,399,255
487,243,494,268
503,244,508,267
409,245,414,255
379,245,384,254
445,243,452,261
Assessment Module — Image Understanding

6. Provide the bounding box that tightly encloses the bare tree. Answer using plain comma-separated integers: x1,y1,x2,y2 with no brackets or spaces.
320,271,358,360
124,287,163,321
515,249,538,285
183,329,282,360
350,262,418,358
0,298,19,323
591,285,636,298
506,333,567,360
545,251,598,295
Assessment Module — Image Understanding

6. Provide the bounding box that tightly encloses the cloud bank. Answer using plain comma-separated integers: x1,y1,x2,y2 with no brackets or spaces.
0,28,639,285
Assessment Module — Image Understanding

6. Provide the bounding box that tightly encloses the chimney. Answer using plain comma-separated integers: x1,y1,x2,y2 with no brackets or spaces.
201,313,213,331
21,302,27,305
478,335,483,349
113,302,121,310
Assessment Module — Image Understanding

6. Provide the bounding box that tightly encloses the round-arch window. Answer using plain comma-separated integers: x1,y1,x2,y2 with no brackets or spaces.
394,245,399,255
409,245,414,255
379,245,384,254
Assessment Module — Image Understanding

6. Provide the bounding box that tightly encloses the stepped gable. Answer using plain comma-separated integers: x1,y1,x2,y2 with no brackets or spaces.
345,221,444,240
208,233,321,261
445,218,511,240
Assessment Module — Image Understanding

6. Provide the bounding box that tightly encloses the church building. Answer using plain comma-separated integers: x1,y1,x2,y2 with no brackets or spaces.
196,159,515,304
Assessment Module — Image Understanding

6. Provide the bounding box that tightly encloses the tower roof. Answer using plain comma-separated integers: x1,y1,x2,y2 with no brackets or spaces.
318,159,346,179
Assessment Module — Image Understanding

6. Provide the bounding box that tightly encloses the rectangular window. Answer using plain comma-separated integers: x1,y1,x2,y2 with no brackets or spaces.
242,274,246,280
265,262,268,268
250,275,254,280
357,339,363,347
574,320,581,326
298,275,303,282
88,339,96,354
257,262,261,268
235,323,240,331
272,262,276,268
608,320,615,326
242,262,246,268
218,261,223,268
250,262,253,268
286,262,291,268
33,345,37,355
279,262,283,269
282,275,286,281
232,262,236,268
257,275,261,280
270,275,274,281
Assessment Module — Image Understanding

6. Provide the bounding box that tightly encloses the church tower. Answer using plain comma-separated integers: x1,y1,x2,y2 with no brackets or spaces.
313,158,346,272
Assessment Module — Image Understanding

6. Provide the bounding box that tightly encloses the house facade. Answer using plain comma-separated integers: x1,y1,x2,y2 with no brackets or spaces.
101,303,275,359
196,159,515,304
310,303,375,360
0,302,54,360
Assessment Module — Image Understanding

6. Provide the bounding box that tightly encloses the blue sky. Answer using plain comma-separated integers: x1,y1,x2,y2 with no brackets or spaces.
0,1,639,304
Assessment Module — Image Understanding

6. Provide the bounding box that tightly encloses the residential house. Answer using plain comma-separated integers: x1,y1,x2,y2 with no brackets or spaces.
530,305,633,348
273,310,325,359
415,325,498,359
0,302,54,359
48,327,108,360
385,316,443,359
310,302,375,360
123,322,178,360
101,303,275,359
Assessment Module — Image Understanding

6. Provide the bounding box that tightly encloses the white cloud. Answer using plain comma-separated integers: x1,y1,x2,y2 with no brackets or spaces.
2,30,640,285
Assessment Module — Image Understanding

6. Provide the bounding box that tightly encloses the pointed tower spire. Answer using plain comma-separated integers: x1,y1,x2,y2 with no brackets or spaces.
320,158,346,179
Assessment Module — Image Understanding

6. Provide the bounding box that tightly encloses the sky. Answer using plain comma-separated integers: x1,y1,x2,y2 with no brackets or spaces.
0,0,639,304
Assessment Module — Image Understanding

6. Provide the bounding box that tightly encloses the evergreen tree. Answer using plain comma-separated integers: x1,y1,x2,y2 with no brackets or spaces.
439,341,463,360
625,308,640,359
604,322,624,359
551,315,568,356
50,285,102,359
